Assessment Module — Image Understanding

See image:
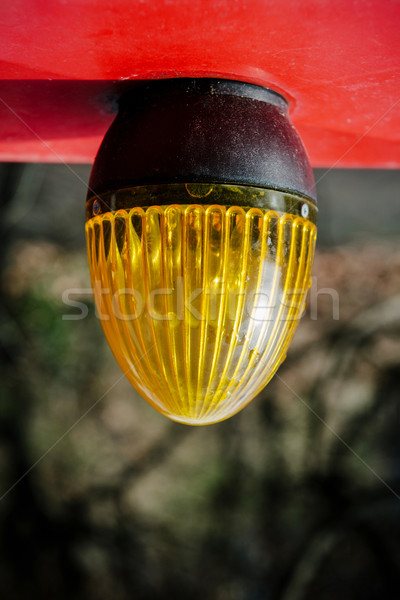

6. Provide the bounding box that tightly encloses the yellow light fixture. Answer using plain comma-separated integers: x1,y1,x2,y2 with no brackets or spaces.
86,79,317,425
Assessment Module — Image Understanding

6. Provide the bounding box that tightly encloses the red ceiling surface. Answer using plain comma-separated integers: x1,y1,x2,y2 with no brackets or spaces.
0,0,399,166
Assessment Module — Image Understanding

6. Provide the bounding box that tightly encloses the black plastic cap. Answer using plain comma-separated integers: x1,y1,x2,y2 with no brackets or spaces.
88,78,317,204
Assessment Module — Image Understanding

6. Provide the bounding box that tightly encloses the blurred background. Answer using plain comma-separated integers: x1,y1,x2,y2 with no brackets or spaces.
0,164,399,599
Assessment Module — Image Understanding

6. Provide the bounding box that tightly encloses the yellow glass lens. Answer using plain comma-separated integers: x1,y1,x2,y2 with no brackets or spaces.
86,186,316,425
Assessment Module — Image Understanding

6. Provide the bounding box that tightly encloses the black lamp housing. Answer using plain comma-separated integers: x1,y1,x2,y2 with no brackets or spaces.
87,78,316,207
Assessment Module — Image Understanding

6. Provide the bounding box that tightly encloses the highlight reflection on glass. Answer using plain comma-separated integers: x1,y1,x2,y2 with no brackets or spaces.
86,184,317,425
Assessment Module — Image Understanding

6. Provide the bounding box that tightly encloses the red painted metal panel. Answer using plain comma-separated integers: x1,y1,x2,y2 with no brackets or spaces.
0,0,399,166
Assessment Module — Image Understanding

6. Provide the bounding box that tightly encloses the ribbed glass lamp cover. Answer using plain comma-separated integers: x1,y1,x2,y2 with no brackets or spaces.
85,184,317,425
